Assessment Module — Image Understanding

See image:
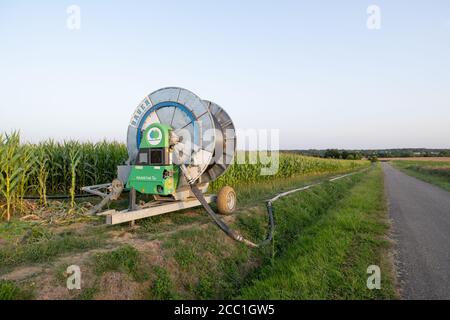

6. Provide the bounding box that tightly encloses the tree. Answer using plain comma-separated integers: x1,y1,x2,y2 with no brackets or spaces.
324,149,341,159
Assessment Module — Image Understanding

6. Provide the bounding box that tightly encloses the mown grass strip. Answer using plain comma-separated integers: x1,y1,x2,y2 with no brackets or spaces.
238,165,396,299
392,160,450,192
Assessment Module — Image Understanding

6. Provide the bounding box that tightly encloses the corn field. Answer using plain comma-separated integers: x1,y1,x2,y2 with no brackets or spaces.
0,132,368,221
0,132,127,221
210,151,368,190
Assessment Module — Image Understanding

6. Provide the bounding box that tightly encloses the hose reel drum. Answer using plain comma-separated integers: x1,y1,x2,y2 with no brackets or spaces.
123,87,236,200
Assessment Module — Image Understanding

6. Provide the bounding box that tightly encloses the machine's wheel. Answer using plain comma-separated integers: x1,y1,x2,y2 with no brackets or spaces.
217,186,236,215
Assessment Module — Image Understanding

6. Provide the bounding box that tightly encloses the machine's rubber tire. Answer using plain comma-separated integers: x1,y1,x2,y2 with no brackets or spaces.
217,186,237,215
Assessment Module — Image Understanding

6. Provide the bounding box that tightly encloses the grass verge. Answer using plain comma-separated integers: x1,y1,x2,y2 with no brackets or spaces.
92,245,148,281
392,160,450,192
135,168,365,237
0,280,34,300
238,165,397,299
144,166,389,300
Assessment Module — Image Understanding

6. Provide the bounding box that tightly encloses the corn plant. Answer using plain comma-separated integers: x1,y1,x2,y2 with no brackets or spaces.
16,144,35,210
0,133,4,216
36,147,49,206
68,146,81,209
0,132,23,221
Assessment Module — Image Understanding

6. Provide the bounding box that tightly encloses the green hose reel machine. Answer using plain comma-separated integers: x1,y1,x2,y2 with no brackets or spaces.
83,87,238,223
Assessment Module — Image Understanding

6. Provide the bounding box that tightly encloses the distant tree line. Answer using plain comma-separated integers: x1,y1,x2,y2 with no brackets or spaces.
323,149,363,160
366,149,450,158
283,148,450,160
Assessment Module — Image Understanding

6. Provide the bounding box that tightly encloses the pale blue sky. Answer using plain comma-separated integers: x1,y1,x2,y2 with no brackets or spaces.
1,1,449,149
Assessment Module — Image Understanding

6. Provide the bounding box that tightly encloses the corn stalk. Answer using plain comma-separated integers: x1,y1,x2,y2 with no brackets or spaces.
36,147,49,206
16,144,35,211
68,147,81,210
0,132,23,221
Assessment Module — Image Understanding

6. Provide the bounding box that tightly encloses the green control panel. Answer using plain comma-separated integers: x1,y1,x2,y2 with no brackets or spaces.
127,123,179,195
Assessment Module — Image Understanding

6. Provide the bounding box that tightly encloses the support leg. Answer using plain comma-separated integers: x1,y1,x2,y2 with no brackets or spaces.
129,188,137,211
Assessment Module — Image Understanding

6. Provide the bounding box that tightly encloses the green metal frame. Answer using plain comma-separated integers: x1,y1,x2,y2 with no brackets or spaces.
127,123,179,196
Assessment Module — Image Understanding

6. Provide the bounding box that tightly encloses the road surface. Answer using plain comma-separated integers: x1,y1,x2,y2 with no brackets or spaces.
383,163,450,299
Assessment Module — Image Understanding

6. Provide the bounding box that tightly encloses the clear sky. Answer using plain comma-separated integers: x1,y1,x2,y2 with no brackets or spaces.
1,1,449,149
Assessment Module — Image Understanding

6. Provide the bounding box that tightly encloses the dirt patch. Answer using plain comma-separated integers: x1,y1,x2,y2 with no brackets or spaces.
1,266,43,281
57,247,115,265
143,222,204,240
109,230,135,241
183,211,200,217
0,247,113,284
113,237,165,266
94,272,141,300
34,276,73,300
32,262,97,300
130,238,162,253
49,222,90,233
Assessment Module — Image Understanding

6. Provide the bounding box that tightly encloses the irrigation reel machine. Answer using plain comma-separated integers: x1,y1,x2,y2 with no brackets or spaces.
83,87,267,246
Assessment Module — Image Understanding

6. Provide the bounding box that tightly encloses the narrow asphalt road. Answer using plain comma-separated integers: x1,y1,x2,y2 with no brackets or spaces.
383,163,450,299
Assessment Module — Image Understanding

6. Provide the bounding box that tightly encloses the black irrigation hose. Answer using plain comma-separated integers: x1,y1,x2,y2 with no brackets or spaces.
190,183,274,248
191,168,369,248
22,190,129,200
22,194,96,200
261,201,276,246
